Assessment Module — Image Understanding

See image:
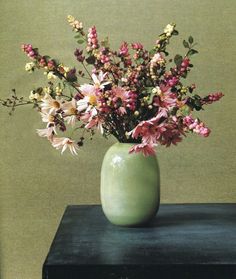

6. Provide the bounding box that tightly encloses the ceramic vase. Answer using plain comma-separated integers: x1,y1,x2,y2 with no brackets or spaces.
100,142,160,226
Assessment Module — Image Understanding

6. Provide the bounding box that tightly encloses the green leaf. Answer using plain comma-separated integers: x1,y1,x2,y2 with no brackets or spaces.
179,105,191,116
74,34,82,39
188,36,194,44
188,49,198,56
149,49,156,56
145,87,153,94
174,54,183,67
148,92,156,105
172,30,179,35
136,58,144,64
77,39,85,44
54,59,60,65
183,40,189,48
194,94,201,100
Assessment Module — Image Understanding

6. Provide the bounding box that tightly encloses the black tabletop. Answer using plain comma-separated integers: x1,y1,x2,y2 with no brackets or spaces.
43,204,236,279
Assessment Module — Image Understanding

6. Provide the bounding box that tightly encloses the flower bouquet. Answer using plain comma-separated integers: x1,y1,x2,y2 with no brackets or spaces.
1,15,223,156
0,16,224,225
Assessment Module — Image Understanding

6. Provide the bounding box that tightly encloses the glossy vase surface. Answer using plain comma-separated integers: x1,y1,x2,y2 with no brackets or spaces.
100,143,160,226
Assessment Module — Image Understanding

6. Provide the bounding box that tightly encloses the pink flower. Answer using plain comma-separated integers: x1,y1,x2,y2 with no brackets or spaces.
183,115,211,137
129,142,157,156
202,92,224,105
81,108,104,134
131,42,143,50
87,26,98,51
153,88,177,112
119,42,129,57
159,126,183,147
129,115,166,145
111,86,136,111
166,76,179,87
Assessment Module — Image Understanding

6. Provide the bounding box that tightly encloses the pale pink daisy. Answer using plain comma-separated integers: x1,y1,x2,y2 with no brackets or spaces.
51,137,79,155
40,112,55,126
36,126,57,141
91,71,110,90
129,142,157,156
78,83,98,112
129,109,167,145
153,87,177,111
61,99,78,126
40,94,62,114
159,127,183,147
81,108,104,134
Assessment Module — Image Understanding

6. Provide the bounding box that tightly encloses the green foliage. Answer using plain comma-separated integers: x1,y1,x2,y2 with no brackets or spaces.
172,30,179,35
77,39,85,44
188,49,198,56
174,54,183,67
187,94,203,111
188,36,194,44
183,40,190,48
179,105,191,116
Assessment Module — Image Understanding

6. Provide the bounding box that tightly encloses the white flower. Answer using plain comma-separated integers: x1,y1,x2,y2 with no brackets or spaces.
77,84,97,112
29,90,43,101
63,66,70,73
67,15,75,24
43,87,52,94
55,86,63,96
150,53,165,66
52,137,79,155
40,94,62,114
153,86,162,96
77,71,111,114
91,71,111,90
36,126,57,141
40,112,55,126
61,99,78,126
79,84,96,96
164,23,175,36
47,71,57,80
77,96,90,112
25,62,35,73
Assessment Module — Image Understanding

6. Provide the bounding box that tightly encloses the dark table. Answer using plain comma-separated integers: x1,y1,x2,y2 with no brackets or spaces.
42,204,236,279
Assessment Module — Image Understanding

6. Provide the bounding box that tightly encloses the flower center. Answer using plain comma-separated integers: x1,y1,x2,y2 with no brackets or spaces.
69,107,77,114
48,115,55,122
66,139,73,145
53,101,60,109
89,95,97,106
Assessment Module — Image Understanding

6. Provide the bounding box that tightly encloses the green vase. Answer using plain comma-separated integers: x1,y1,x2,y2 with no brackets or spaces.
100,142,160,226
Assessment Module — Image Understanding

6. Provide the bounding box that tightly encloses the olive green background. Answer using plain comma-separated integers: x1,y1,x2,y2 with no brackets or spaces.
0,0,235,278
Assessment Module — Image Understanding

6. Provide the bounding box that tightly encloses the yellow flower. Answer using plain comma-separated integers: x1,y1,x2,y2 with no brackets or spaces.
25,62,35,73
47,72,57,80
67,15,75,24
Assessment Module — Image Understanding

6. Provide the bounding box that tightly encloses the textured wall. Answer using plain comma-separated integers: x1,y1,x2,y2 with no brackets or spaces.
0,0,235,278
